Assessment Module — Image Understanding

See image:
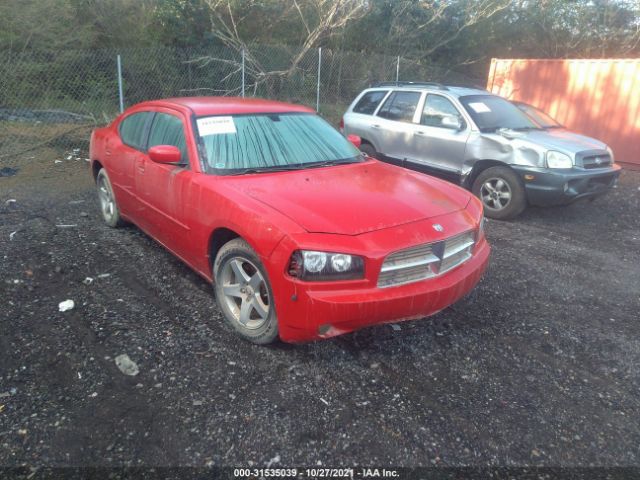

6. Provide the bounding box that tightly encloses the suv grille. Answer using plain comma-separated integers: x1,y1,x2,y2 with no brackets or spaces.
377,231,475,288
581,154,612,169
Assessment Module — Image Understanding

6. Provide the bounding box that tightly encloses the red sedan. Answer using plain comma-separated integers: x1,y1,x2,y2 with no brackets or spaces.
90,97,490,344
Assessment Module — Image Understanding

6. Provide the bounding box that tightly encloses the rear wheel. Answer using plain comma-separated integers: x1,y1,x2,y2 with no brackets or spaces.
360,142,378,159
96,168,125,227
472,166,526,220
213,238,279,344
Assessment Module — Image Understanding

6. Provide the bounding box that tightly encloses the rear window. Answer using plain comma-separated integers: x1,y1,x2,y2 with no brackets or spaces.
353,90,388,115
377,91,421,123
196,113,362,174
119,112,150,150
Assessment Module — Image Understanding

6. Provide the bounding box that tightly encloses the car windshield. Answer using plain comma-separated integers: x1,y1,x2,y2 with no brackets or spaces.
459,95,540,132
515,103,562,128
196,112,363,174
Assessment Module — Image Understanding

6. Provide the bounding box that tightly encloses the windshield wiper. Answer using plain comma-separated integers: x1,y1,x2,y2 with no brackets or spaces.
510,126,544,131
229,165,306,175
302,159,362,169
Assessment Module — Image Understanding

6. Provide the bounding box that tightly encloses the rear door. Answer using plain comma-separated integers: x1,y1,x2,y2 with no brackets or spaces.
134,108,193,257
410,93,470,174
343,89,390,149
374,90,423,164
110,111,153,219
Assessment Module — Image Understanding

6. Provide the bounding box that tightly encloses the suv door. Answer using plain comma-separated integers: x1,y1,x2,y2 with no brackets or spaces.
343,89,390,151
374,90,423,164
410,93,470,174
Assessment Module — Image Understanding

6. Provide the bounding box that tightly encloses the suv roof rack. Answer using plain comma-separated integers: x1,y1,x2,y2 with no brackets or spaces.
373,81,449,90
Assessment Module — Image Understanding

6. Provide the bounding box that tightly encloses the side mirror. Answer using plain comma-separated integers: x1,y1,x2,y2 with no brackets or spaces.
347,134,362,149
148,145,182,164
441,116,463,130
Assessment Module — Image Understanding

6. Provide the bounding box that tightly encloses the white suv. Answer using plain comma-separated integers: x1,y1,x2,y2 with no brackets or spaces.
342,82,620,220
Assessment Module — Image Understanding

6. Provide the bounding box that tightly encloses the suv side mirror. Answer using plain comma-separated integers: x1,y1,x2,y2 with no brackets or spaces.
441,115,463,130
148,145,182,164
347,134,362,149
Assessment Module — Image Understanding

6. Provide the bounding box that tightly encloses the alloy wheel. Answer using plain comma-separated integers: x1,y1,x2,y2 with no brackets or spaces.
480,177,512,211
220,257,270,330
98,175,116,222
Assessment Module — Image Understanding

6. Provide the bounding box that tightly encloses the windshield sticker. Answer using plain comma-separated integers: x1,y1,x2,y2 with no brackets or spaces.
197,116,237,135
469,102,491,113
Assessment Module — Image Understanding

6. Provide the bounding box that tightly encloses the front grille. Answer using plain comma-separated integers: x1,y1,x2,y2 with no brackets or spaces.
581,154,611,169
378,231,475,288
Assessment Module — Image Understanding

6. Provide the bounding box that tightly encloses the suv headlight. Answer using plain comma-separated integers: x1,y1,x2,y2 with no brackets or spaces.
546,151,573,169
288,250,365,281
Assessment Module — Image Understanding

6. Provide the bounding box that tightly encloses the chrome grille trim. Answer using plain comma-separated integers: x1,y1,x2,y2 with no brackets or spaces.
377,230,476,288
576,152,612,169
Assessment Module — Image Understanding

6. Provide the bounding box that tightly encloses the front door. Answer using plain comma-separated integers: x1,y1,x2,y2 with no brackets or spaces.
134,110,192,258
410,93,470,174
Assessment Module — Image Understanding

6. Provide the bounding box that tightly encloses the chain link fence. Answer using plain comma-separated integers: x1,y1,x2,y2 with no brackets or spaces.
0,45,482,172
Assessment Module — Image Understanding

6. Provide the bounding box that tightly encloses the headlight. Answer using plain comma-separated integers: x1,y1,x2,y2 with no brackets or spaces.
477,214,486,241
546,151,573,169
288,250,365,281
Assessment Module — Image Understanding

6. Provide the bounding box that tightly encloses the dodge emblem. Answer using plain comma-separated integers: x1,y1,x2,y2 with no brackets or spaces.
433,224,444,232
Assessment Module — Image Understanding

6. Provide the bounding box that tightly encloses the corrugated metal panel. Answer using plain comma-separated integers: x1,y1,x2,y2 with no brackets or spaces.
487,58,640,168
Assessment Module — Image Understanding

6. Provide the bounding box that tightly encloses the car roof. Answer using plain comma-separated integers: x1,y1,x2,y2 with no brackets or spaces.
364,84,491,98
135,97,315,116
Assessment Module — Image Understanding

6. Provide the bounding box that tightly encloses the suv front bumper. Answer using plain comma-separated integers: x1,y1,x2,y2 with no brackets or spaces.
512,164,621,207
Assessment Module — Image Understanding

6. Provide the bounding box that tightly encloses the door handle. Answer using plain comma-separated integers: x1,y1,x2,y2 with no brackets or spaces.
416,131,426,135
138,159,145,174
372,124,381,128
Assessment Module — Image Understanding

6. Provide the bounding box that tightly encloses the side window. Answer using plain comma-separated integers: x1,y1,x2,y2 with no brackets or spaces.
421,94,464,129
119,112,150,150
377,91,421,123
353,90,388,115
148,113,188,163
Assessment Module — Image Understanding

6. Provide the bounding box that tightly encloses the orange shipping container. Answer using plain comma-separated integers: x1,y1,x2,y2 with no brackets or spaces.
487,58,640,169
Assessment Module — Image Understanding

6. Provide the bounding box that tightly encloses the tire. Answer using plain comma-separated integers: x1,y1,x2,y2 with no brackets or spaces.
472,166,527,220
96,168,125,227
213,238,279,344
360,142,378,159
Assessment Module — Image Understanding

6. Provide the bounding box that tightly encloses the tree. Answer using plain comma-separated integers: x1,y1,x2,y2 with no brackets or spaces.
196,0,369,94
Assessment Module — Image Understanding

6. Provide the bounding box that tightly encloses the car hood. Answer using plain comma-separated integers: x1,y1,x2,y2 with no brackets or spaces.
226,161,471,235
493,128,608,154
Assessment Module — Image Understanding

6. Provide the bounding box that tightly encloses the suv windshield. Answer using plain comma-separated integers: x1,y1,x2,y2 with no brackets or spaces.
459,95,540,132
196,112,362,174
514,102,562,128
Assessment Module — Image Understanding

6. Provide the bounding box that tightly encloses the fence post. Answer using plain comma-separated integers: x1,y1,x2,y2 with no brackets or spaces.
316,47,322,112
241,49,245,98
396,56,400,83
116,54,124,113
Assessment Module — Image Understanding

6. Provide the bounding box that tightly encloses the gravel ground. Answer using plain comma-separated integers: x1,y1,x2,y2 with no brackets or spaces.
1,156,639,469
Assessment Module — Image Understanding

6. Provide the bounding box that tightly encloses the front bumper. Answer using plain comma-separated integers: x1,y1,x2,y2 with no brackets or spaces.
271,238,490,342
513,164,621,207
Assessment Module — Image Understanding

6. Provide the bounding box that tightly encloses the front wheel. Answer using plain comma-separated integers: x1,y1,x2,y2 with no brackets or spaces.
472,166,527,220
213,238,279,344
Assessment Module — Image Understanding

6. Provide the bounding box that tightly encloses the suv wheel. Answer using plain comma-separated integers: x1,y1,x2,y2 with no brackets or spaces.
213,238,279,344
472,166,526,220
360,143,378,159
